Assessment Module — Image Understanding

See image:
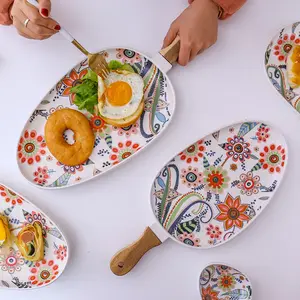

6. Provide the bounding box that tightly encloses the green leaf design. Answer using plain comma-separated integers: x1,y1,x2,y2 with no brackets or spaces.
221,289,249,299
249,154,259,160
40,100,50,105
203,156,210,169
251,162,262,172
159,168,170,223
237,122,259,137
48,173,72,188
48,227,65,241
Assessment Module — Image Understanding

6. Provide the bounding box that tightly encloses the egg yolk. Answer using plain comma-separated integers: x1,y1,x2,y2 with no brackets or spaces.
105,81,132,106
291,45,300,86
0,220,6,242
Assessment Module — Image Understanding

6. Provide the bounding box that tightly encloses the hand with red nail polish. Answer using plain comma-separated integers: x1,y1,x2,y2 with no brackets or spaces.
10,0,60,40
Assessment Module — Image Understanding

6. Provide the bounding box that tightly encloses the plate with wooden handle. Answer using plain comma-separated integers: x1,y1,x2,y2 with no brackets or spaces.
111,121,287,275
18,2,180,189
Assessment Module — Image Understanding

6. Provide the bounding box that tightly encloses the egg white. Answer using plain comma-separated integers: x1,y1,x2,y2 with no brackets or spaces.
98,70,144,120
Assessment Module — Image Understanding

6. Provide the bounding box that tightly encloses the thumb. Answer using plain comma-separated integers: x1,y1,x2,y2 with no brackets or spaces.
39,0,51,18
163,24,179,49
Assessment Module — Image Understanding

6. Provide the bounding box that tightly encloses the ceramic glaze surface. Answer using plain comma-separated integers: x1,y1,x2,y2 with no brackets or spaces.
199,264,252,300
151,122,287,248
0,184,68,289
265,22,300,111
17,49,175,189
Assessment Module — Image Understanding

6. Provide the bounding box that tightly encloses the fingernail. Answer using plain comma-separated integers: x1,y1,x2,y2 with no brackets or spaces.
41,8,49,17
54,25,61,31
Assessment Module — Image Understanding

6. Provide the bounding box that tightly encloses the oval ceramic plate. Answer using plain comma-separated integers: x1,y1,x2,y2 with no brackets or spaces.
199,263,253,299
110,121,287,276
17,48,175,189
265,21,300,112
151,121,287,248
0,184,68,289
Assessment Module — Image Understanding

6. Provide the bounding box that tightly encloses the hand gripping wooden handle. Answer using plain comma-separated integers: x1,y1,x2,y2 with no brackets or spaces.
159,36,180,64
110,227,161,276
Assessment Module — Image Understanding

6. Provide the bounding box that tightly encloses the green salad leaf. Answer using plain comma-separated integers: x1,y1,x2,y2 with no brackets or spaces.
108,60,135,73
70,61,135,114
70,70,98,114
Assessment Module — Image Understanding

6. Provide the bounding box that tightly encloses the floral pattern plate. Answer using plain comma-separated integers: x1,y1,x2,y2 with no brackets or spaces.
199,263,252,300
17,48,175,189
265,21,300,112
150,121,287,248
0,184,68,289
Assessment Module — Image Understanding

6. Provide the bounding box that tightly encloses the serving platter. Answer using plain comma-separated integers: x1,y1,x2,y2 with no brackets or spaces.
0,184,68,289
111,121,288,275
265,21,300,111
17,48,176,189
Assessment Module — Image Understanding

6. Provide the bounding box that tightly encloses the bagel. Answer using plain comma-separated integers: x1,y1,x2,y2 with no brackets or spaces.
45,108,94,166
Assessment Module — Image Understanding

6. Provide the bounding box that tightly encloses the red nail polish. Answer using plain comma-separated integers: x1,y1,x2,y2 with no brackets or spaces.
41,8,49,17
54,25,61,31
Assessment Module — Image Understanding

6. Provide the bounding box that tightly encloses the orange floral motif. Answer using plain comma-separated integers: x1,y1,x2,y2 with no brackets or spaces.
110,141,140,165
59,68,88,103
29,259,59,286
179,140,206,163
0,185,23,205
201,285,220,300
215,194,250,230
259,144,286,174
18,130,46,165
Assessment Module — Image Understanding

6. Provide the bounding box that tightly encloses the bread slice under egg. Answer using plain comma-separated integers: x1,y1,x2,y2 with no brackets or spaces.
97,70,144,127
287,45,300,89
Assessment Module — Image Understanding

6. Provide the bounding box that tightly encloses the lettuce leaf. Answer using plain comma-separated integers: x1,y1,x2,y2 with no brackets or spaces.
108,60,135,73
70,70,98,114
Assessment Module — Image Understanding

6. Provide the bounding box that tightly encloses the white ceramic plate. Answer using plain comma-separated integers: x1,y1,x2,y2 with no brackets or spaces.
17,48,176,189
265,21,300,111
0,184,68,289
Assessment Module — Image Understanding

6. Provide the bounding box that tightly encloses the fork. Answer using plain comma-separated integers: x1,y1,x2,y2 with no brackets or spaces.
27,0,109,79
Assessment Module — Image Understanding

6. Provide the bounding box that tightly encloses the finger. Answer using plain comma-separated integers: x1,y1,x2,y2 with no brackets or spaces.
163,23,179,48
23,1,60,30
38,0,51,18
188,0,194,4
17,8,56,36
14,17,50,40
178,42,191,66
17,30,33,39
190,46,204,62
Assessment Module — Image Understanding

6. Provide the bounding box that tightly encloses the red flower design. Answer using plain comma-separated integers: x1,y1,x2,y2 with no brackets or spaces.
201,285,219,300
18,130,46,165
29,259,59,286
179,140,206,163
178,232,200,247
256,126,270,143
33,166,49,186
0,185,23,205
206,224,222,239
259,144,286,174
54,245,67,261
274,33,300,61
110,141,140,165
60,69,88,103
215,194,250,230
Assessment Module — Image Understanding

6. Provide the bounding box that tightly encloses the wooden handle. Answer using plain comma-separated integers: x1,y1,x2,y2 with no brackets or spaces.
159,36,180,64
110,227,161,276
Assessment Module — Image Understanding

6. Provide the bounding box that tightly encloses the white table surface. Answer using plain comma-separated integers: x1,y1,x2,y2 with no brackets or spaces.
0,0,299,298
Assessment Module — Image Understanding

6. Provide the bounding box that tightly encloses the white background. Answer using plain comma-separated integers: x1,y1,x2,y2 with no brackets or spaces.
0,0,298,299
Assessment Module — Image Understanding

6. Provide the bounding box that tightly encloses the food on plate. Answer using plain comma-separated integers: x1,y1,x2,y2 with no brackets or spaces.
0,215,12,247
287,45,300,89
16,223,44,262
98,69,144,127
71,60,145,127
45,108,94,166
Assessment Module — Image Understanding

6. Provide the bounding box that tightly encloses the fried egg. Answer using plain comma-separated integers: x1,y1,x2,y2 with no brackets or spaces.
287,45,300,91
98,70,144,120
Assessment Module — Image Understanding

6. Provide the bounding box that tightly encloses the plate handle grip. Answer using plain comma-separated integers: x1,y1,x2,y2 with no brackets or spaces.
159,36,180,64
110,227,161,276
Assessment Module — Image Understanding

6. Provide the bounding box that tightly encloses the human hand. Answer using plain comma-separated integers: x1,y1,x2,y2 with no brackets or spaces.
163,0,219,66
10,0,60,40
